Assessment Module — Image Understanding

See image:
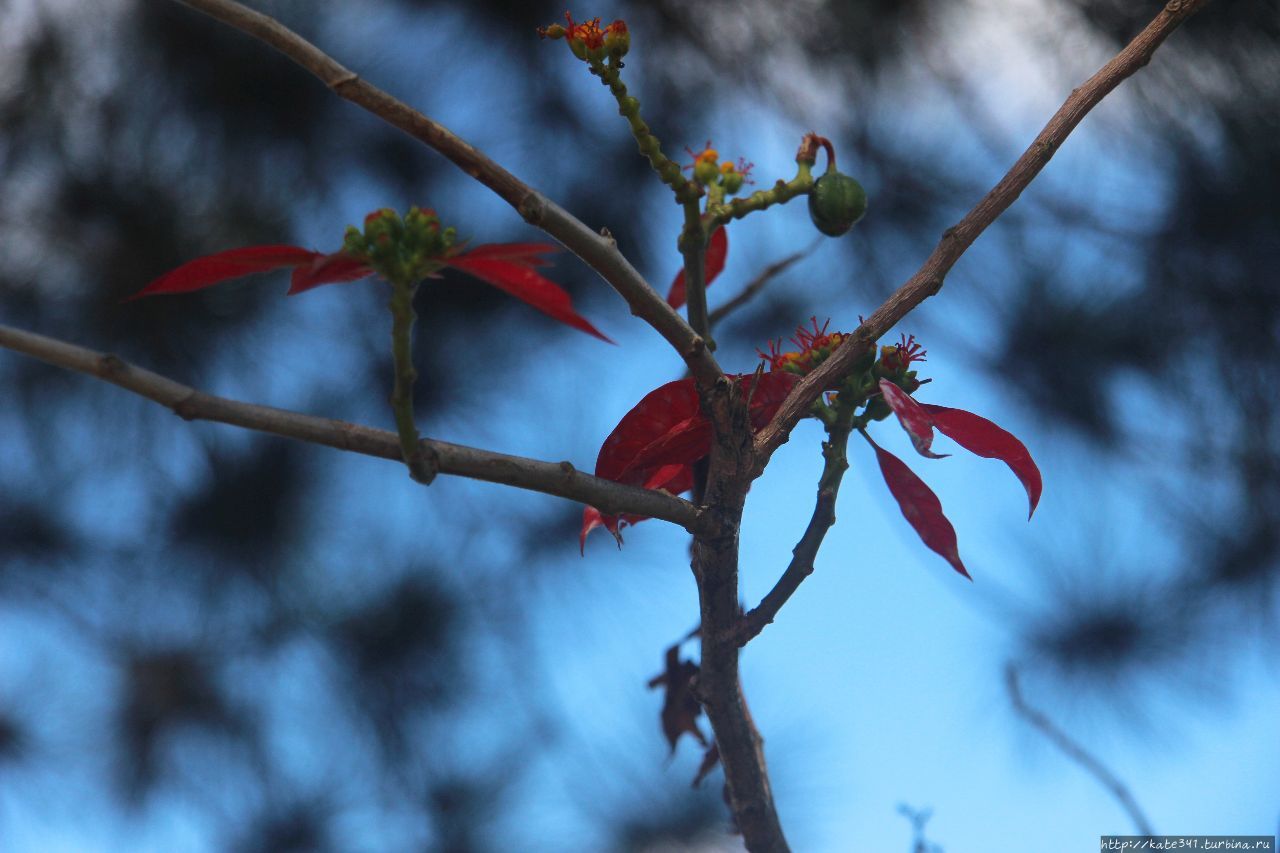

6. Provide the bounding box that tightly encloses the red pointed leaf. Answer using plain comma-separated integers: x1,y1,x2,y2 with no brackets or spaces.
866,433,970,579
666,226,728,310
453,242,559,266
878,379,947,459
743,370,802,429
447,250,612,342
921,404,1042,519
128,245,322,300
594,378,703,484
620,416,711,482
578,463,693,553
580,371,797,549
287,252,374,294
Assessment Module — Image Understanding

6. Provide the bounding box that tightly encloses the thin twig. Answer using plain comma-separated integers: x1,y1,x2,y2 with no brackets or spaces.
171,0,723,389
387,282,438,484
753,0,1212,468
1005,663,1155,836
707,238,821,329
0,324,710,534
730,410,852,647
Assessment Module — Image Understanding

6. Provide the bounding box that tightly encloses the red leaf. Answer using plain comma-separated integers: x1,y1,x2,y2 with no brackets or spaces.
922,404,1042,519
579,463,692,553
128,245,323,300
878,379,947,459
866,432,970,579
742,369,802,429
287,252,374,294
453,242,559,266
666,226,728,310
447,249,612,342
595,378,704,484
579,371,798,549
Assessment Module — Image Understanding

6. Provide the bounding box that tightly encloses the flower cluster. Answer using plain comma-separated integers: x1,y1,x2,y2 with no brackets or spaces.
683,142,753,195
341,206,457,286
758,317,847,376
538,13,628,63
875,332,927,390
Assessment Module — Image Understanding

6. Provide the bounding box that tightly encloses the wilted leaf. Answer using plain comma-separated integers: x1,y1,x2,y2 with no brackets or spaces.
648,645,706,754
692,742,720,788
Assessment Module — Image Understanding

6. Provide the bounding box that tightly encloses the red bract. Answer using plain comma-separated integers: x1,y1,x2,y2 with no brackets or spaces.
864,432,969,579
129,242,612,342
923,404,1042,519
580,370,798,550
666,226,728,310
878,379,947,459
876,379,1042,518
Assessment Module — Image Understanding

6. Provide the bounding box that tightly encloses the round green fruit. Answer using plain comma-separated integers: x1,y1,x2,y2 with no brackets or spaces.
808,170,867,237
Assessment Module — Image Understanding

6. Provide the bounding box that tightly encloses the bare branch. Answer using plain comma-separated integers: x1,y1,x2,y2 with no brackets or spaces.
170,0,724,388
754,0,1211,466
730,417,851,647
0,324,709,534
1005,664,1155,836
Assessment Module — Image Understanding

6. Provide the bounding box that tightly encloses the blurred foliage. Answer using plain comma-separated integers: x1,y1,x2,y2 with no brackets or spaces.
0,0,1275,849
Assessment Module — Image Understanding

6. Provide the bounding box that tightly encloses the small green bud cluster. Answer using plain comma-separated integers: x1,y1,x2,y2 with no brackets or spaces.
343,207,457,287
685,143,753,197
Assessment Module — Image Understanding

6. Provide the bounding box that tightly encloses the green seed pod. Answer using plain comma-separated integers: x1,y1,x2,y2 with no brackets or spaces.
808,170,867,237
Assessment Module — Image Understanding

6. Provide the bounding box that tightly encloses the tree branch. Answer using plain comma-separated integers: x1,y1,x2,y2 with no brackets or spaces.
1005,664,1155,836
731,416,852,647
692,5,1210,848
690,381,790,851
753,0,1211,467
170,0,724,388
0,324,709,534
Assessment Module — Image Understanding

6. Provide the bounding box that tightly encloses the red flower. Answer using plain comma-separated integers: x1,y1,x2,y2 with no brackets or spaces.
879,333,927,374
129,241,611,342
758,317,846,375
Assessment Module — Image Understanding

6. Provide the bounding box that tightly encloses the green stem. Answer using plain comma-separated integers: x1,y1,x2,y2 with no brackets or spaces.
680,199,712,347
591,59,700,204
730,398,854,647
708,160,813,227
388,281,437,484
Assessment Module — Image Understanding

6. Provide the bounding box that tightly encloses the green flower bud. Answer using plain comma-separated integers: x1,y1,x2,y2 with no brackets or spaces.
604,20,629,59
693,158,720,185
864,396,891,422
